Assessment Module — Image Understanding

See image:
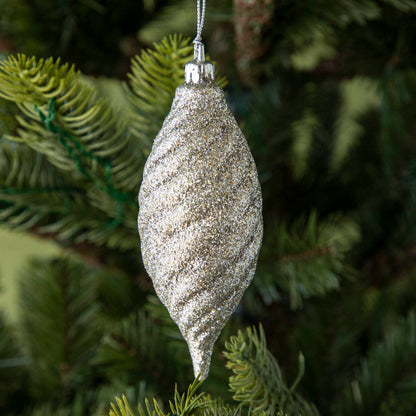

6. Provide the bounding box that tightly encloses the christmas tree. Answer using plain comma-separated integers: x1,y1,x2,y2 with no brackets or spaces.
1,0,416,415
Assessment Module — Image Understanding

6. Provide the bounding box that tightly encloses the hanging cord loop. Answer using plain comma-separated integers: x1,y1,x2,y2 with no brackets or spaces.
193,0,207,62
194,0,206,43
185,0,214,81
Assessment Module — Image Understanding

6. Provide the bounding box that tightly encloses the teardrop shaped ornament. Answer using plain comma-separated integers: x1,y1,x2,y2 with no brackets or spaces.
138,43,263,379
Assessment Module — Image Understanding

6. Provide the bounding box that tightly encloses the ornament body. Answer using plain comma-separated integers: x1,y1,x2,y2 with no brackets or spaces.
138,82,263,379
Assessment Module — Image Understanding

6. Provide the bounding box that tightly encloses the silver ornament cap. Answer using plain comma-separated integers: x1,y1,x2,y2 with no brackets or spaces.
138,42,263,380
184,41,215,84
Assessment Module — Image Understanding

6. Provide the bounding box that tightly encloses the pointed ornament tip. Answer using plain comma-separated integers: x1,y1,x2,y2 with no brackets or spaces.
188,339,214,380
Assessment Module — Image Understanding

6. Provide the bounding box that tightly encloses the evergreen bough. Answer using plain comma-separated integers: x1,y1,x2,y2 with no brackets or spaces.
1,0,416,413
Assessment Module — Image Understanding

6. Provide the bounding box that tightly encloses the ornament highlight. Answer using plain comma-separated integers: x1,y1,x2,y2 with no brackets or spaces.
138,42,263,379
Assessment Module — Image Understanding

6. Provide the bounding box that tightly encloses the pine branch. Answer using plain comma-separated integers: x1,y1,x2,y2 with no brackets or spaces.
0,142,138,249
0,54,142,195
104,326,318,416
0,35,229,251
381,0,416,12
95,268,142,320
108,378,206,416
126,34,226,150
145,295,188,341
169,379,207,416
293,282,374,413
0,54,141,245
334,310,416,416
17,256,103,399
224,325,319,416
330,77,380,171
255,212,358,309
110,395,142,416
126,34,192,150
88,379,153,416
138,0,195,44
280,0,381,52
0,97,16,137
198,399,253,416
93,309,190,385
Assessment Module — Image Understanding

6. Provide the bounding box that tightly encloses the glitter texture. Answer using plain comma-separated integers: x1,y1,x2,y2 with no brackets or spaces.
138,82,263,380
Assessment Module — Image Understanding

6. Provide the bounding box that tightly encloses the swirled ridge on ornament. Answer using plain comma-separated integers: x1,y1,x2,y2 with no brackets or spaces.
138,82,263,380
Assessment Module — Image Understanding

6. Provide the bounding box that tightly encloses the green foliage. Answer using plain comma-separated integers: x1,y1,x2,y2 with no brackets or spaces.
0,312,26,413
0,54,141,193
0,35,228,251
105,325,319,416
168,380,207,416
109,378,206,416
95,268,140,320
127,34,193,150
89,380,153,416
144,295,232,396
138,0,196,44
0,97,16,138
110,395,142,416
335,310,416,416
0,54,141,249
29,404,71,416
93,310,189,384
17,256,102,399
0,141,138,249
382,0,416,12
224,325,319,416
1,0,416,415
0,35,210,249
0,0,164,76
330,77,380,171
145,295,197,365
5,253,157,415
291,283,374,413
126,34,226,151
276,0,412,61
256,212,358,309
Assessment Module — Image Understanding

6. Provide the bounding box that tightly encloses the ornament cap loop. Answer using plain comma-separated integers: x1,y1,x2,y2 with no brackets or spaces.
193,40,205,62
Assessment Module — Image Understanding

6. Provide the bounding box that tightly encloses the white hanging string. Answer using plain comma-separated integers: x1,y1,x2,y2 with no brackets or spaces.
194,0,206,43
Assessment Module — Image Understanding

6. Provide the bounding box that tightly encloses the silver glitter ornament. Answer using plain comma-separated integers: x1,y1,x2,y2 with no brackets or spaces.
138,41,263,380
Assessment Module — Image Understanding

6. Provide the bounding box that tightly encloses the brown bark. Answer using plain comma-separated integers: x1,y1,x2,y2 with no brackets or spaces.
234,0,274,85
